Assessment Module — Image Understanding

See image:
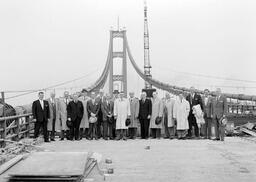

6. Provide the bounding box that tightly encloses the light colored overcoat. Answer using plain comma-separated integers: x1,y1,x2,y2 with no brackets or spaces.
78,96,90,129
114,98,131,130
128,97,140,128
149,97,163,129
46,98,58,131
173,98,190,130
55,97,70,131
164,98,176,127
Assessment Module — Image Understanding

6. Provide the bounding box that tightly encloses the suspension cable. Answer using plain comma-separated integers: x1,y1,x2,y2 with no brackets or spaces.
5,68,99,100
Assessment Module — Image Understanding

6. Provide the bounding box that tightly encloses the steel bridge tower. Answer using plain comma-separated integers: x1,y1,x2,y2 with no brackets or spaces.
108,29,128,97
144,1,152,89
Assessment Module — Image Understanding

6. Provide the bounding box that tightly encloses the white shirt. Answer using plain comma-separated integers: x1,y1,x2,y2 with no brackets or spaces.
50,98,55,104
39,99,44,110
204,97,208,105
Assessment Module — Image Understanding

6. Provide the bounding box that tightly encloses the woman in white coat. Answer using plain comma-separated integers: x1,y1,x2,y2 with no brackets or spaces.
114,92,131,140
173,93,190,139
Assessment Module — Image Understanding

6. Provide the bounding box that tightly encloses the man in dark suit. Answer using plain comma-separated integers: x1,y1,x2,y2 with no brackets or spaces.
186,87,203,138
138,92,152,139
202,89,213,139
87,92,100,140
101,93,114,140
67,93,84,140
32,92,50,142
212,88,227,141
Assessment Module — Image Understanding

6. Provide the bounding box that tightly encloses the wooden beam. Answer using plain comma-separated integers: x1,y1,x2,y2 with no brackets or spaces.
240,128,256,137
0,155,24,175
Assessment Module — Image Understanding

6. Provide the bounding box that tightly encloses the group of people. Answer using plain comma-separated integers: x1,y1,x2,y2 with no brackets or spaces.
32,86,227,142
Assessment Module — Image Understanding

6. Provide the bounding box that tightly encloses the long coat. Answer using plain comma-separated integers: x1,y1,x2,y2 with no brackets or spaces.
173,98,190,130
46,98,58,131
114,98,131,130
164,98,176,127
129,98,140,128
149,98,163,129
55,98,70,131
78,96,90,129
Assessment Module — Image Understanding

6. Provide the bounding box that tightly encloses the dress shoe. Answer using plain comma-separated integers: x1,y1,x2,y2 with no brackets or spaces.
115,137,121,140
213,138,220,141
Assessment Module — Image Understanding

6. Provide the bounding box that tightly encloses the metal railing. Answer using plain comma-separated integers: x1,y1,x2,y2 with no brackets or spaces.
0,113,34,147
227,104,256,117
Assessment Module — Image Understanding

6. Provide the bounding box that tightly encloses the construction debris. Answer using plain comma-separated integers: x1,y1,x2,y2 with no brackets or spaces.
0,137,44,166
0,155,26,175
232,122,256,137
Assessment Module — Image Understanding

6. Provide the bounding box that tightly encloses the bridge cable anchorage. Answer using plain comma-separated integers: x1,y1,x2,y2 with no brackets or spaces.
4,68,99,100
124,34,256,101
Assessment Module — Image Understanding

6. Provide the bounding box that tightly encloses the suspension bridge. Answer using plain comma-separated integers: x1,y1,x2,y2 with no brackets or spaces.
1,2,256,145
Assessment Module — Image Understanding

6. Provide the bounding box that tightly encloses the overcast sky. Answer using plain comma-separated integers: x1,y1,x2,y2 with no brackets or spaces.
0,0,256,106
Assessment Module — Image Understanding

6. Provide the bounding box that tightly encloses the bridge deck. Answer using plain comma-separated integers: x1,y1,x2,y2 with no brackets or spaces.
32,137,256,182
1,137,256,181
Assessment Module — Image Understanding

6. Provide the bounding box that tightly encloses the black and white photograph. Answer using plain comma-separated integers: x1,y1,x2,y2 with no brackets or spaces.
0,0,256,181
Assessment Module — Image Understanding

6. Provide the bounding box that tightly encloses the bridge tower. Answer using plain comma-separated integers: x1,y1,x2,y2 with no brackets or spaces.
144,1,152,89
109,29,128,97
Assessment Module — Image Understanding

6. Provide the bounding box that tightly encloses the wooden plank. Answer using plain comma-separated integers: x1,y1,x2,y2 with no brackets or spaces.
0,155,24,175
5,134,18,140
8,176,80,181
240,128,256,137
9,152,88,177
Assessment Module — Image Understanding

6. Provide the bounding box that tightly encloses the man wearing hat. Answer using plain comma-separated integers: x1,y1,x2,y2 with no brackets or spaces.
212,88,227,141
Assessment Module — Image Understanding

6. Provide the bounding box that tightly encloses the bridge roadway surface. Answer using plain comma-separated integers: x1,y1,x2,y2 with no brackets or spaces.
36,137,256,182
